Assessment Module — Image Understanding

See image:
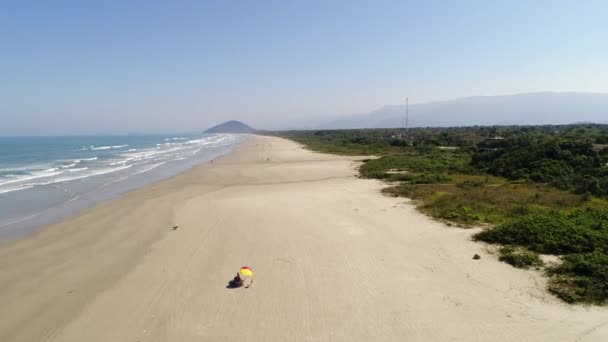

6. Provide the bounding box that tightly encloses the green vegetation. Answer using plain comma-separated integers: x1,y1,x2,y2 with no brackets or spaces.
475,209,608,303
274,124,608,304
498,246,543,269
473,134,608,197
475,210,608,255
384,182,597,225
549,252,608,304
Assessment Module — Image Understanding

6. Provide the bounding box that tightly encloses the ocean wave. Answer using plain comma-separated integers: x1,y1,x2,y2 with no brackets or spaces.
66,167,88,172
108,158,134,166
0,170,65,187
132,162,166,175
89,145,128,151
39,165,132,185
157,142,184,147
60,162,78,168
122,147,184,161
0,134,240,196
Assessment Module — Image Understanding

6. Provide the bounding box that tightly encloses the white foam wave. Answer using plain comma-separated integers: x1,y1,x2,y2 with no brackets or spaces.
81,157,98,161
89,145,128,151
40,165,132,185
0,170,65,187
66,167,88,172
109,157,135,166
133,162,166,175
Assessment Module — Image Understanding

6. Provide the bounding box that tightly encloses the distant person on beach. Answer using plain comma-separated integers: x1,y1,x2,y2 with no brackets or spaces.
227,272,253,288
227,267,254,288
228,273,244,288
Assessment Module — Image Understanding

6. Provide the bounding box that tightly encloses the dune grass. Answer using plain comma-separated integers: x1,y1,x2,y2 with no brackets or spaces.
384,182,603,226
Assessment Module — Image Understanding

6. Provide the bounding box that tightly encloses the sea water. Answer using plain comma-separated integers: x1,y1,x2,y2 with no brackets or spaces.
0,133,244,240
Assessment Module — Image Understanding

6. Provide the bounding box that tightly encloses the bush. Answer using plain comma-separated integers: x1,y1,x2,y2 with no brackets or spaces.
498,247,542,269
474,209,608,255
476,209,608,303
549,252,608,304
411,173,450,184
457,180,485,188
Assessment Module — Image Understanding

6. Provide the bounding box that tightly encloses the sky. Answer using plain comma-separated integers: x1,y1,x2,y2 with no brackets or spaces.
1,0,607,135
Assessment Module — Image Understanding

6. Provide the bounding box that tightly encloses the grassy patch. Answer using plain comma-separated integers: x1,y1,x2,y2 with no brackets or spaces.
383,182,597,226
360,152,471,178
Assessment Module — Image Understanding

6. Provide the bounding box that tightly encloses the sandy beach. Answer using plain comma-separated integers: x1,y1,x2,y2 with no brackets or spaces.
0,135,606,342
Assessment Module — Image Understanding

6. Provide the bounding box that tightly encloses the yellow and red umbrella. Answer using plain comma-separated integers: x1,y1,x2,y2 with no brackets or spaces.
239,266,253,277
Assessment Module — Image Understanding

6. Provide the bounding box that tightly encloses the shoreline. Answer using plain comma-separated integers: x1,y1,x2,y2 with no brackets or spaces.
0,138,252,341
0,135,244,242
1,135,606,342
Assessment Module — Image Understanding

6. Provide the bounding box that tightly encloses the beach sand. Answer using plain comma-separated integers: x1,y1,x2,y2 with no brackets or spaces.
0,135,606,342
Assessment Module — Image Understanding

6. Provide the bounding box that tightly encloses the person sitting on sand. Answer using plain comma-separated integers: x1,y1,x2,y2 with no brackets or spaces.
228,272,253,288
228,273,244,288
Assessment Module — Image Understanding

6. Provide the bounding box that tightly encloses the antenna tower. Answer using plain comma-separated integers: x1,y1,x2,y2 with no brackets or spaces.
406,97,409,131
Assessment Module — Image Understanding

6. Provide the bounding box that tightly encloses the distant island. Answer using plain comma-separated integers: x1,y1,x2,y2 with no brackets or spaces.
205,120,256,134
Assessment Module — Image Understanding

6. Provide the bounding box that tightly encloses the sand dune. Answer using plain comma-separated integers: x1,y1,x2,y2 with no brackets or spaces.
0,136,606,341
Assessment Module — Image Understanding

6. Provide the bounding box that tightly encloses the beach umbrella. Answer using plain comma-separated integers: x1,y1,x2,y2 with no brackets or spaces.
239,266,253,277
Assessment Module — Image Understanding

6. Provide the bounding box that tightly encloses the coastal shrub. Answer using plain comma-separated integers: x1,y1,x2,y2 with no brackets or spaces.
383,182,598,226
410,173,450,184
388,173,414,182
498,246,542,269
474,209,608,255
472,133,608,198
457,180,485,188
360,152,470,178
476,209,608,303
549,252,608,304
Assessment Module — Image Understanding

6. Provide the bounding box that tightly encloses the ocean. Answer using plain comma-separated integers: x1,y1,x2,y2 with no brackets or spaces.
0,133,244,240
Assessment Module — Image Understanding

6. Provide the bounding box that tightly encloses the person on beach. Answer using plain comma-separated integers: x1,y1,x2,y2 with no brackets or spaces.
227,266,254,288
228,273,244,288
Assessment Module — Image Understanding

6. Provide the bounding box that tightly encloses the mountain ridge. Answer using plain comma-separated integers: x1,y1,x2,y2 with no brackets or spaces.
322,92,608,129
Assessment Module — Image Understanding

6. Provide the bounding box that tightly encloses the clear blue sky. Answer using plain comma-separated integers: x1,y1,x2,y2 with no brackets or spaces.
1,0,606,134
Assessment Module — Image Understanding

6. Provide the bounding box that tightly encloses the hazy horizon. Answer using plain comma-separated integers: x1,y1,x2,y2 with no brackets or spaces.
2,1,607,135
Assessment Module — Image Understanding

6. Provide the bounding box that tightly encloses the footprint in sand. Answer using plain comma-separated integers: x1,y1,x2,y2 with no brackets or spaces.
274,257,292,263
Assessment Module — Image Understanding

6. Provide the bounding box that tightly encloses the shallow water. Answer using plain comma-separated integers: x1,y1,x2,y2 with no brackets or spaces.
0,133,244,240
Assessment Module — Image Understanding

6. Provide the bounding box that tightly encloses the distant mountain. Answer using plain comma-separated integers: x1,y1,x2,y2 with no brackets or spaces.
205,120,256,133
323,92,608,129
